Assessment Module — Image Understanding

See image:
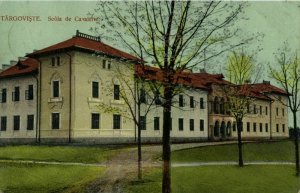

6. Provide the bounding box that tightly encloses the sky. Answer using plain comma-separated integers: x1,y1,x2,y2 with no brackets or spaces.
0,1,300,125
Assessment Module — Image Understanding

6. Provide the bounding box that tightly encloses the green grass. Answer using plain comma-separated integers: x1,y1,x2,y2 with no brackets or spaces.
0,145,123,163
0,163,104,193
172,141,295,162
125,165,300,193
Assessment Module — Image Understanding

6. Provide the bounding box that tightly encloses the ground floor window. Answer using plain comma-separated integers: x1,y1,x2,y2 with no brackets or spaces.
91,113,100,129
190,119,194,131
113,114,121,129
154,117,159,130
0,116,7,131
13,115,20,130
200,119,204,131
178,118,184,131
140,116,146,130
52,113,60,129
27,115,34,130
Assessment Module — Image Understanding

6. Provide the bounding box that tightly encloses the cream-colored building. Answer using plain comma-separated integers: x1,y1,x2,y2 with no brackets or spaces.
0,58,38,143
0,31,289,144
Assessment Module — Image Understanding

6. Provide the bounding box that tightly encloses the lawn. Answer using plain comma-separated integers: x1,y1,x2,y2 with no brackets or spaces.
172,140,295,162
125,165,300,193
0,163,104,193
0,145,124,163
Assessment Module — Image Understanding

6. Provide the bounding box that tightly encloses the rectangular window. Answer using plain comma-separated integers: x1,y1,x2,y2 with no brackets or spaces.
140,89,146,103
259,123,263,132
247,122,250,132
53,81,59,98
114,85,120,100
107,61,111,69
102,60,106,69
282,124,285,133
179,95,184,107
200,119,204,131
25,85,34,100
91,113,100,129
27,115,34,130
113,114,121,129
56,56,60,66
265,106,268,115
200,98,204,109
140,116,146,130
233,122,236,132
0,116,7,131
52,113,60,129
154,117,159,130
190,96,194,108
282,108,285,117
253,105,257,114
12,87,20,101
265,123,268,132
155,91,161,105
179,118,184,131
260,106,262,115
253,123,257,132
1,88,7,103
276,124,279,132
92,82,99,98
51,57,55,66
13,115,20,130
276,108,279,116
189,119,194,131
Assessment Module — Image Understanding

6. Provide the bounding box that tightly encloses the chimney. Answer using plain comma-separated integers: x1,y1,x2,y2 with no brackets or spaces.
18,57,28,61
2,64,11,70
263,80,270,84
10,60,17,66
200,68,206,73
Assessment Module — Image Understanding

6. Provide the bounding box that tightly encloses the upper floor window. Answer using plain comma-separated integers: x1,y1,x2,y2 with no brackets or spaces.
179,95,184,107
102,60,111,69
52,56,60,66
276,108,279,116
114,84,120,100
154,91,162,105
259,106,262,115
282,108,285,117
190,96,194,108
200,98,204,109
52,81,60,98
25,85,34,100
0,116,7,131
253,105,257,114
0,88,7,103
12,87,20,102
265,106,268,115
140,89,146,103
92,81,99,98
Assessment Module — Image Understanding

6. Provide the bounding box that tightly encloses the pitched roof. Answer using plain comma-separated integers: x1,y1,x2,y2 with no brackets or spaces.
27,35,140,61
0,58,38,79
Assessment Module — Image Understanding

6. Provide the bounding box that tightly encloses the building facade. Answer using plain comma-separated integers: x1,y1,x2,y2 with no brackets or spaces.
0,31,289,144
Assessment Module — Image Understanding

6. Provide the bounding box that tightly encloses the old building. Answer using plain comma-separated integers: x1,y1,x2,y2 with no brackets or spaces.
0,58,38,143
0,31,290,144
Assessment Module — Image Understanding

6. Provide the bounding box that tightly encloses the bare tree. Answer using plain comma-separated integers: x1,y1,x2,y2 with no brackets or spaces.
224,50,260,166
98,62,158,180
269,46,300,176
90,1,254,192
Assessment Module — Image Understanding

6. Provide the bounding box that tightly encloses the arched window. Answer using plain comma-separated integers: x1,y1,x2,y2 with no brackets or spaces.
226,122,232,137
220,98,225,114
214,121,220,137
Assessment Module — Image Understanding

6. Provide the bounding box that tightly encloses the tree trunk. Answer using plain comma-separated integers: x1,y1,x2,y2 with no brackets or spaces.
162,86,173,193
237,117,244,167
137,103,142,180
293,111,299,176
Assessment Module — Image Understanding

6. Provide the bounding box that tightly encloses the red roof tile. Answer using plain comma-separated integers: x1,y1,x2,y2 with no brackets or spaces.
27,36,140,61
0,58,38,79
